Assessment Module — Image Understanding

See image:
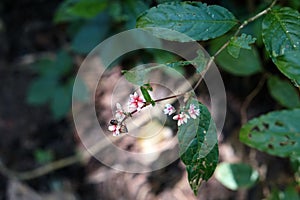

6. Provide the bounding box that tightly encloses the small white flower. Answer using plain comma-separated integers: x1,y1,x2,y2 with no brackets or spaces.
128,92,144,111
115,103,125,122
108,124,121,136
173,112,190,126
163,104,176,115
188,104,200,119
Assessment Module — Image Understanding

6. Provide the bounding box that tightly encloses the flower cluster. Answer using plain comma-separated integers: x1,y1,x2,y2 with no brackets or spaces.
164,103,200,126
108,92,144,136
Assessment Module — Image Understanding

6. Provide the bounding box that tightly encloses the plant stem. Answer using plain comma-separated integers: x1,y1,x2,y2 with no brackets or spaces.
192,0,277,91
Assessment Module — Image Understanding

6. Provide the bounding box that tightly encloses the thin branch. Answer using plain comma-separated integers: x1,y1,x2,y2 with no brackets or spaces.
240,74,268,124
192,0,277,91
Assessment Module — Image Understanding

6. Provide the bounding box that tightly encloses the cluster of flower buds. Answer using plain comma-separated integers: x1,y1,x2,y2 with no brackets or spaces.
163,103,200,126
108,92,145,136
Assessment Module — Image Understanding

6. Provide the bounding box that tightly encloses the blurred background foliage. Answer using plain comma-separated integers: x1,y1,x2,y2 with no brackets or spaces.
0,0,299,199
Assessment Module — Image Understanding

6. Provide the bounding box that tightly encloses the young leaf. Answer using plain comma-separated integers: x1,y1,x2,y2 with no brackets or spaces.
227,34,256,58
215,163,259,190
240,109,300,160
178,98,218,195
136,2,238,42
267,76,300,108
210,35,262,76
140,85,155,106
262,7,300,83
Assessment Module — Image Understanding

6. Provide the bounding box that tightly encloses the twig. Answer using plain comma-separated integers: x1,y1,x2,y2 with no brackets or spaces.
240,74,268,124
192,0,277,91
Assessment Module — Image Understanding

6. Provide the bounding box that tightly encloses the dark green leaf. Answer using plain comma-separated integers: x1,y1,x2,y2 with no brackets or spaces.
72,77,90,102
262,7,300,83
71,14,110,54
136,2,237,42
54,50,73,75
267,185,300,200
50,86,71,119
240,109,300,159
27,76,58,105
215,163,259,190
267,76,300,108
67,0,107,19
210,35,262,76
275,50,300,86
227,33,256,58
178,98,218,195
54,0,81,23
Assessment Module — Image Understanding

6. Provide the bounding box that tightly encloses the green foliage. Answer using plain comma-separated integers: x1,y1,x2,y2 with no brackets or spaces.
136,2,238,42
227,33,257,58
262,7,300,84
267,185,300,200
71,14,110,54
215,163,259,190
34,149,54,165
178,98,218,195
210,34,262,76
240,109,300,160
27,50,88,120
267,76,300,108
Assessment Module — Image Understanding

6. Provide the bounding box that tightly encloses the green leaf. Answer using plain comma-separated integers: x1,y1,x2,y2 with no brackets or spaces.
267,76,300,108
227,33,256,58
54,0,81,23
123,65,151,86
275,50,300,86
240,109,300,159
71,14,110,54
215,163,259,190
71,77,90,102
27,76,58,105
178,98,218,195
34,149,54,165
210,35,262,76
50,86,71,119
262,7,300,83
136,2,238,42
140,85,155,106
67,0,107,19
123,63,181,86
267,185,300,200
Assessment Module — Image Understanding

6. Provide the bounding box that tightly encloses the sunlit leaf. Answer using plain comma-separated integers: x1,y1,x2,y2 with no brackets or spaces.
267,76,300,108
178,98,218,195
215,163,259,190
227,33,256,58
137,2,237,42
240,109,300,160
